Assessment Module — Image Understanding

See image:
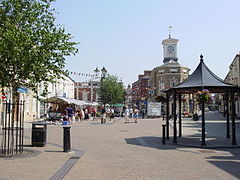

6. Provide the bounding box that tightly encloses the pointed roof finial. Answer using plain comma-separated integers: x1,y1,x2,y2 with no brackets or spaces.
200,54,204,62
168,25,173,38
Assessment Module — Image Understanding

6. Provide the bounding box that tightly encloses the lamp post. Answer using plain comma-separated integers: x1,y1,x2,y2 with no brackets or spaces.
93,67,107,103
91,67,107,102
94,67,100,77
94,66,107,80
101,67,107,78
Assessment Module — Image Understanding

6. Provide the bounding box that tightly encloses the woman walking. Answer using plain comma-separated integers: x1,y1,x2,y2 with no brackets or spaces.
133,108,139,123
125,107,129,123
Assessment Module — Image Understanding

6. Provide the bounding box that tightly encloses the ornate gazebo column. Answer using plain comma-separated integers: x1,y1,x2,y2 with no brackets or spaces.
201,100,206,146
225,93,230,138
173,90,177,143
166,92,170,139
178,93,182,137
231,92,237,145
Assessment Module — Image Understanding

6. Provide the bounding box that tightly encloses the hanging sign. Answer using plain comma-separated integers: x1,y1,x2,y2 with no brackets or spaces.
17,87,28,93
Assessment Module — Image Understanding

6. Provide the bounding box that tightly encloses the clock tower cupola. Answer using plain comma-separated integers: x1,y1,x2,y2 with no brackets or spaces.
162,35,178,63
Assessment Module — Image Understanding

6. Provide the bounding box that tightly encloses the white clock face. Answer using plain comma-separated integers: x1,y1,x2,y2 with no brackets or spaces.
167,46,174,53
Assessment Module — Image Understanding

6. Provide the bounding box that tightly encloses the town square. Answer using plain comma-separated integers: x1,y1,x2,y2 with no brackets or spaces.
1,0,240,180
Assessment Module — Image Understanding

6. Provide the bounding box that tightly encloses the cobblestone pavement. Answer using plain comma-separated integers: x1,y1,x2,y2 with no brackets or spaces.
0,115,240,180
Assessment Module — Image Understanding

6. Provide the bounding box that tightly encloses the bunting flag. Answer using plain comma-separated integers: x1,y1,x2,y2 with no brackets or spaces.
65,70,99,78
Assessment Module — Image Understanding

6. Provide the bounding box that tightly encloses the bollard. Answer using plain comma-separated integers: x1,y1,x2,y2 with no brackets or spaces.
63,126,71,152
162,124,166,145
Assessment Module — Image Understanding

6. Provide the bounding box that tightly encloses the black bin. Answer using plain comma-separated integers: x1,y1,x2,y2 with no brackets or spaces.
32,122,47,147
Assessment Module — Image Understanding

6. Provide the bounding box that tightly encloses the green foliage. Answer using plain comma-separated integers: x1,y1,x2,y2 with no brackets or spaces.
195,89,210,104
98,75,125,105
0,0,78,94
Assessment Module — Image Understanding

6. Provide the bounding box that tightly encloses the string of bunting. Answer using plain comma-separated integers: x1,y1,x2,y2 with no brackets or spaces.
65,70,99,79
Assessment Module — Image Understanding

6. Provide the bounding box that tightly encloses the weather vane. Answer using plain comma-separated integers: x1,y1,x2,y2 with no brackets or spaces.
168,25,173,38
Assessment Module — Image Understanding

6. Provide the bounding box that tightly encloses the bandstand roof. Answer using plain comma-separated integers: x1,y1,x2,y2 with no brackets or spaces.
166,55,238,93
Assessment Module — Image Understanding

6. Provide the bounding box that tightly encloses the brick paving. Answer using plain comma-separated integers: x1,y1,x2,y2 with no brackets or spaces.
0,115,239,180
169,111,240,148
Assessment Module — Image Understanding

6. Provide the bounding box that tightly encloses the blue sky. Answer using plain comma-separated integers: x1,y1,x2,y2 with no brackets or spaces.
52,0,240,86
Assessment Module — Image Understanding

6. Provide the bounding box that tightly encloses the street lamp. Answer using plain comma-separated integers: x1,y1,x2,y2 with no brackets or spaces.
101,67,107,78
91,67,107,102
94,67,100,77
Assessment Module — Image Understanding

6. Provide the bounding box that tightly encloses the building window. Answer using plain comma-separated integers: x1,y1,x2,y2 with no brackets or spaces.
170,76,178,87
82,91,88,101
159,81,165,90
170,69,178,72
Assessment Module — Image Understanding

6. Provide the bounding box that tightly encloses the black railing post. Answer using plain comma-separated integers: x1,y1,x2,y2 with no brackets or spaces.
173,91,177,143
162,124,166,144
231,92,237,145
1,100,24,156
63,126,71,152
166,93,170,139
201,101,206,146
178,94,182,137
226,93,230,138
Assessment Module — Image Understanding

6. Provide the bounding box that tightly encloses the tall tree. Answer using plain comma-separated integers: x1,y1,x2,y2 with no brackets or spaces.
98,75,125,106
0,0,78,100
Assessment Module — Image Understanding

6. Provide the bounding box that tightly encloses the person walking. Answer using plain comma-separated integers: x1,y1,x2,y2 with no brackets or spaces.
65,105,74,124
80,108,85,121
101,107,106,124
142,108,146,119
110,108,115,122
133,108,139,123
125,107,130,123
129,108,133,119
92,107,96,120
84,108,89,120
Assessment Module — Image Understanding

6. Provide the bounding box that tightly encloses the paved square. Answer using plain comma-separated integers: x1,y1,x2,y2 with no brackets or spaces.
0,114,239,180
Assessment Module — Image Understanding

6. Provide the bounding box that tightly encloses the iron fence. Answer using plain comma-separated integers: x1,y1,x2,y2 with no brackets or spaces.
0,100,25,156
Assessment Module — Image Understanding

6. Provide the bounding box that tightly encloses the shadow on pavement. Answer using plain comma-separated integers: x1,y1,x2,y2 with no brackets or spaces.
125,136,177,150
208,161,240,179
206,148,240,179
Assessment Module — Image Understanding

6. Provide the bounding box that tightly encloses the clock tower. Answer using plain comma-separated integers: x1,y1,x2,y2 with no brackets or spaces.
162,36,178,63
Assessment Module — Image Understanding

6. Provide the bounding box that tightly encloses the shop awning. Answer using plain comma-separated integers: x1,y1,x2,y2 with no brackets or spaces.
43,96,98,106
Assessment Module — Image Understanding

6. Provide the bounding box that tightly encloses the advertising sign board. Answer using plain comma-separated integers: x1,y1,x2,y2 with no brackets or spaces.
147,102,161,116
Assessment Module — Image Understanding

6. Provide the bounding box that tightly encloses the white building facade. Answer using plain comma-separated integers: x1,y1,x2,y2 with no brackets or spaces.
224,53,240,117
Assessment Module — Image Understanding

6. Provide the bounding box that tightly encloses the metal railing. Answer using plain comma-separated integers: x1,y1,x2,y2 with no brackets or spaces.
0,100,25,156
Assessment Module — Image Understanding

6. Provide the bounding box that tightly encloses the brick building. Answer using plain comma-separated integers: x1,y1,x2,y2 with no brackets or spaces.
132,70,151,110
75,80,100,102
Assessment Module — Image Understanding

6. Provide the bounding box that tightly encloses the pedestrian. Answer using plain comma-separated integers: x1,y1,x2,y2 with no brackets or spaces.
142,108,146,119
110,108,115,121
92,107,96,120
129,108,133,118
84,108,89,120
65,105,74,124
75,109,80,121
101,107,106,124
80,108,85,121
133,108,139,123
125,106,129,123
106,108,111,121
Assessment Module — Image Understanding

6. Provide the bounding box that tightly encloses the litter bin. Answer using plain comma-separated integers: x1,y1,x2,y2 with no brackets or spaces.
32,122,47,147
192,114,199,121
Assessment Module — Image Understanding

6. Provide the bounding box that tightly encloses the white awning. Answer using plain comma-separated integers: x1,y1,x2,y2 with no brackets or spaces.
43,96,97,106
